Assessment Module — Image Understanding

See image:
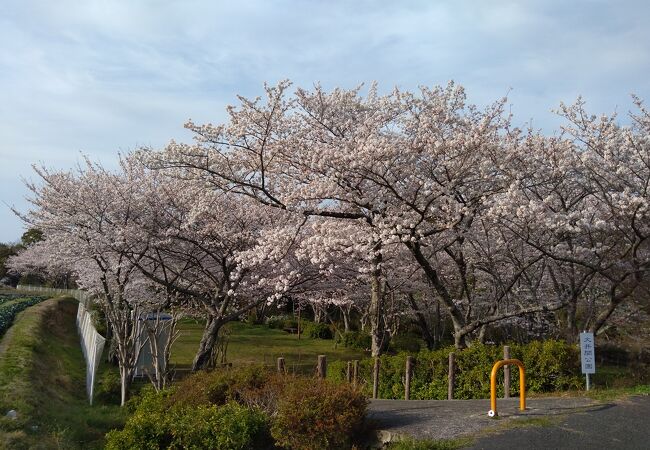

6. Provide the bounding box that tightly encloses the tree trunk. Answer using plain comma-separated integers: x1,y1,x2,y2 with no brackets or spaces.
342,307,351,333
369,272,387,357
311,303,325,323
360,311,368,331
120,366,132,407
590,297,622,335
477,324,488,344
406,242,468,349
564,300,579,342
406,293,436,350
192,316,223,371
454,329,469,349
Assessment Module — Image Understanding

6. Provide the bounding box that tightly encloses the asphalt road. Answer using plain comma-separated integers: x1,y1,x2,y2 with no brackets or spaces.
469,395,650,450
368,397,597,441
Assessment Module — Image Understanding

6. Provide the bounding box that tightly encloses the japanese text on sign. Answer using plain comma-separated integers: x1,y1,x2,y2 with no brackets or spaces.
580,332,595,374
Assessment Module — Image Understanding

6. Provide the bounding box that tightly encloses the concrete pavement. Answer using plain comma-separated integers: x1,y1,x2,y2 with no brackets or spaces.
368,396,610,444
469,395,650,449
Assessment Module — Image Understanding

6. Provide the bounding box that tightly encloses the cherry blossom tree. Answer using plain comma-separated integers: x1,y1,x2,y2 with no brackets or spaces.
148,82,400,355
109,155,317,370
153,81,581,349
14,80,650,368
13,161,166,405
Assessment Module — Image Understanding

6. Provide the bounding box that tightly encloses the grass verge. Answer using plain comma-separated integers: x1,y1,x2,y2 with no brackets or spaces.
584,384,650,402
0,296,125,449
387,436,473,450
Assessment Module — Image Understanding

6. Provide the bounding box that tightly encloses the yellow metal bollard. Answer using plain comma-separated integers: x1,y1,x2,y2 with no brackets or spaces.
488,359,526,417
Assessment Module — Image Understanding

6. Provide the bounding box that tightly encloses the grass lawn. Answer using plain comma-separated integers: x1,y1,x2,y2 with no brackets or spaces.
172,319,367,374
0,295,125,449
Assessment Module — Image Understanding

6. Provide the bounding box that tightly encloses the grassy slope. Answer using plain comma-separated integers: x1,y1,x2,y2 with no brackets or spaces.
0,296,125,449
172,320,365,373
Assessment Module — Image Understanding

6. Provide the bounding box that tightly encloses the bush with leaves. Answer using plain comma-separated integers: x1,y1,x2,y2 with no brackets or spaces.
271,377,367,450
0,295,46,337
327,340,582,399
108,366,368,449
169,364,274,407
266,315,293,329
105,387,273,450
337,331,372,350
303,321,333,339
390,335,422,353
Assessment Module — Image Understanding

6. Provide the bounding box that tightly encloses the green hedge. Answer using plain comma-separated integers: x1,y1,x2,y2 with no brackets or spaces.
108,366,368,450
0,295,47,337
105,388,272,450
327,340,582,399
337,331,371,350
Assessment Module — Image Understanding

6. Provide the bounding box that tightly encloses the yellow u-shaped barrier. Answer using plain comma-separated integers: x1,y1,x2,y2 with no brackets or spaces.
488,359,526,417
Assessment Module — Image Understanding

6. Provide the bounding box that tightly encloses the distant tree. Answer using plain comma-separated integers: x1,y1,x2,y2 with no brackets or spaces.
0,242,21,284
20,228,43,247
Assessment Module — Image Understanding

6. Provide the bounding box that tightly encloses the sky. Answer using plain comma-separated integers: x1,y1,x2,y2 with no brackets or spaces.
1,0,649,242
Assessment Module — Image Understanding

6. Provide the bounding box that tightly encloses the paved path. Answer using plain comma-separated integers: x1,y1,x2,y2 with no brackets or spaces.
470,395,650,449
368,396,603,442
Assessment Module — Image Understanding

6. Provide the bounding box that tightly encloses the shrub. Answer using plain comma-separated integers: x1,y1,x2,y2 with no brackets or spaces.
0,296,46,337
169,365,272,407
169,403,271,450
303,321,333,339
338,331,371,350
327,340,582,400
266,315,291,329
271,377,367,450
105,388,273,450
110,367,369,450
95,368,121,403
245,310,259,325
390,335,422,353
284,318,299,330
105,387,173,449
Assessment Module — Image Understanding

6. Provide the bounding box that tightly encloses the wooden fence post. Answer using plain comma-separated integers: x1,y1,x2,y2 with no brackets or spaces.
277,357,285,374
317,355,327,379
503,345,510,398
448,352,455,400
373,357,380,399
346,361,352,383
405,356,414,400
353,360,359,387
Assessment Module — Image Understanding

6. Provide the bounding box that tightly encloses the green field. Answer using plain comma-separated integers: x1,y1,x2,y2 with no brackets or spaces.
172,319,366,373
0,295,125,449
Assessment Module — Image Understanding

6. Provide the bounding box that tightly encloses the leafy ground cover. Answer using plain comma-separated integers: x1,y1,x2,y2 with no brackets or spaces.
0,293,47,337
0,296,125,449
171,319,365,373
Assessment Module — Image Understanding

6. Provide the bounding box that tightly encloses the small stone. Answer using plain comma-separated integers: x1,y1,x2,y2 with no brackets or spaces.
6,409,17,420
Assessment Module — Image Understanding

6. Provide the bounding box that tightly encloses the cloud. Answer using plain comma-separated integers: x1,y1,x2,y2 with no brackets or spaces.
1,0,650,241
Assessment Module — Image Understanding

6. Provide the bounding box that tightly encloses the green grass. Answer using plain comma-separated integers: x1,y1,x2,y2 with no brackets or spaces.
387,436,473,450
172,319,366,373
584,384,650,402
0,296,126,449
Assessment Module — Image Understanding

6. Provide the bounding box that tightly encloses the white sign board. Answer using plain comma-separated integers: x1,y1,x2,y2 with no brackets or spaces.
580,332,596,374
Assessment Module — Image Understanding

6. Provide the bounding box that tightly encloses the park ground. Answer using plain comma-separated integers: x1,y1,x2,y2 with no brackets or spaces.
1,290,649,449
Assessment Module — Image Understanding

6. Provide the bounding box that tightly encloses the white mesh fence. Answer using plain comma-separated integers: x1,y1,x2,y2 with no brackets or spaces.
17,285,106,405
